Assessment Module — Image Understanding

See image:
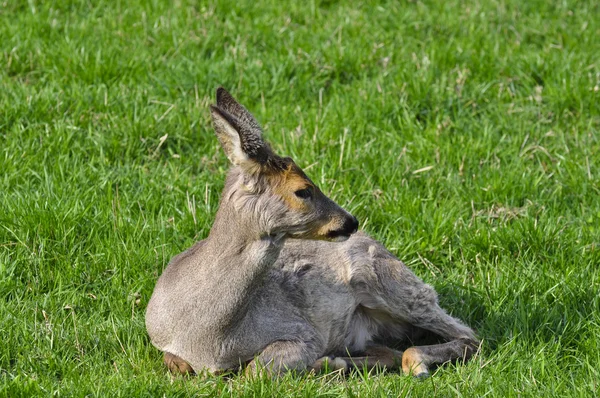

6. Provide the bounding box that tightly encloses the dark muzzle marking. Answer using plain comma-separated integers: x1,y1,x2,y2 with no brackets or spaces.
327,216,359,239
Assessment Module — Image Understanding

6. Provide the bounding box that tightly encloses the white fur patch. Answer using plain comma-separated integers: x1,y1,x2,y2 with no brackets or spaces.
345,319,372,352
212,110,249,165
330,357,348,371
368,245,376,257
222,122,248,165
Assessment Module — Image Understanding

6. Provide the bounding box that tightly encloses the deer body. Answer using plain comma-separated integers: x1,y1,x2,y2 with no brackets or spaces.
146,88,477,377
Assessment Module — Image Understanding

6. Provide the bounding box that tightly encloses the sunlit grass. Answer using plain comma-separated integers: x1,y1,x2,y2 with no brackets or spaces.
1,0,599,396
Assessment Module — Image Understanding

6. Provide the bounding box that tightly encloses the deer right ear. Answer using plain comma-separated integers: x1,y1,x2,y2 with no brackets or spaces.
210,105,271,169
216,87,262,133
210,105,249,166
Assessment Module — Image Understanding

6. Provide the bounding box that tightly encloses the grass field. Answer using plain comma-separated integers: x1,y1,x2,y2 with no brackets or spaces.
1,0,599,396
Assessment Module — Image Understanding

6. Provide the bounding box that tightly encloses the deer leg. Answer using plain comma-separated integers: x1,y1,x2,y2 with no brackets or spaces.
351,255,479,377
311,344,403,373
393,303,478,377
164,352,195,376
341,344,404,371
246,340,321,377
402,337,477,377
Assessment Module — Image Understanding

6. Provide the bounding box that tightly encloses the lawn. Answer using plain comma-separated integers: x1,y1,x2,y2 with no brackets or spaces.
1,0,599,396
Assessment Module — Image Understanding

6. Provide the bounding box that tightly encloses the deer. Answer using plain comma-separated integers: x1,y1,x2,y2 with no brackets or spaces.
145,87,478,378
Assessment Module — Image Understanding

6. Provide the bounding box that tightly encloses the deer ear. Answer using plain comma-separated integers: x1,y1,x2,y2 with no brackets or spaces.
210,105,248,165
216,87,262,133
210,105,272,168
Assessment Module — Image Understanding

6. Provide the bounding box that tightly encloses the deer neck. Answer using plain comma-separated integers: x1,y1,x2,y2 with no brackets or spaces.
205,170,284,270
197,172,284,329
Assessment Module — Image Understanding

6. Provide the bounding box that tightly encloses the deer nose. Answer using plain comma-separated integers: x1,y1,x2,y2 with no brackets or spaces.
343,215,359,235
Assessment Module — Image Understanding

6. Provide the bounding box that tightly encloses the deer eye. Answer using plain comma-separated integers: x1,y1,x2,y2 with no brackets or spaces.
294,188,312,200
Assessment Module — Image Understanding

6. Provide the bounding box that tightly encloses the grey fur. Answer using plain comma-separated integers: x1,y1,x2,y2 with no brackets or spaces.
145,88,478,377
216,87,262,133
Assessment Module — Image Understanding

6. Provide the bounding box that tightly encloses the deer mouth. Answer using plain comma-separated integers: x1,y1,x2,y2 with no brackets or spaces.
328,235,351,242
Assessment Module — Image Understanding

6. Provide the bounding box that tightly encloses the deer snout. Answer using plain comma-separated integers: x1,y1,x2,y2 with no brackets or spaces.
326,214,359,241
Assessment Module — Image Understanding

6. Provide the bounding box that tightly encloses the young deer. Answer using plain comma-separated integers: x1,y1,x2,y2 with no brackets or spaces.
146,88,478,378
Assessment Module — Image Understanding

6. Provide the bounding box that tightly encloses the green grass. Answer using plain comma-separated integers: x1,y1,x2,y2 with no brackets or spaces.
1,0,599,396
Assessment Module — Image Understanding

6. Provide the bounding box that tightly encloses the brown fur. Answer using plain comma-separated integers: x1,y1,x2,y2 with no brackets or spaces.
270,163,315,211
164,352,195,376
402,348,428,376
